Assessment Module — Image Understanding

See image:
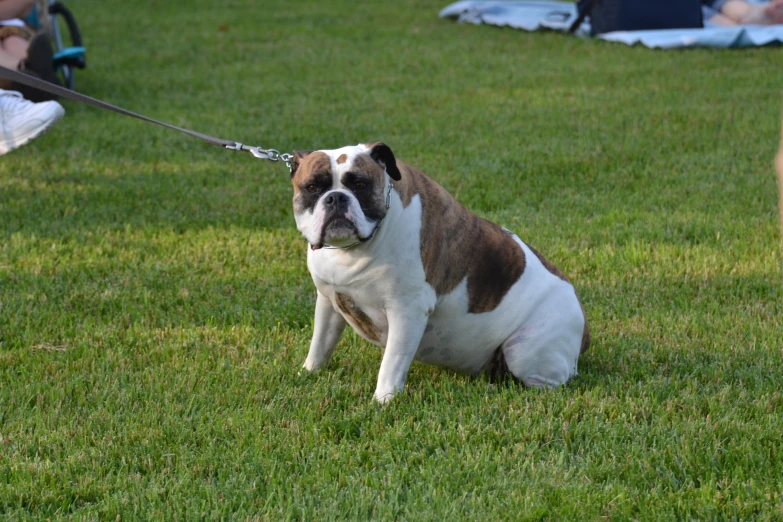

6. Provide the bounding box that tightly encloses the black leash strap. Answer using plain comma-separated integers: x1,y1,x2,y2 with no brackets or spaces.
0,65,293,166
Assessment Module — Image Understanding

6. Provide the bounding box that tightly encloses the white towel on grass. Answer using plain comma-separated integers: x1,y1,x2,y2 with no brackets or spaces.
440,0,783,49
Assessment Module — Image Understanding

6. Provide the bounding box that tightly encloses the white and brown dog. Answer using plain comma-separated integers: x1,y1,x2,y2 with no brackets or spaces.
292,143,589,403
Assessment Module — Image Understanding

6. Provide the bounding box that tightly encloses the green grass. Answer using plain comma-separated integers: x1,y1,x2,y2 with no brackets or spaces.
1,0,782,519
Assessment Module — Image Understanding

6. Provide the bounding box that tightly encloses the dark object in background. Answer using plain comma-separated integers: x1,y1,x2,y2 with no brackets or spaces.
25,0,86,90
569,0,704,35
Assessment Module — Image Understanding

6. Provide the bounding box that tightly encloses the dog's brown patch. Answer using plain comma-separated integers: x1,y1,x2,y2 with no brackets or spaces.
334,293,381,343
292,151,332,191
391,162,525,313
291,152,334,216
336,154,348,164
290,150,315,179
467,226,527,313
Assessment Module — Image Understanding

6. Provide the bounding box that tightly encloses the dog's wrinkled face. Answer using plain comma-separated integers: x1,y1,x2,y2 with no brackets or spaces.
291,143,401,249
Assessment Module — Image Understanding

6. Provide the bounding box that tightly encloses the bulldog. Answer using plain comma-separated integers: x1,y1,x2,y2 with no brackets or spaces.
292,142,589,403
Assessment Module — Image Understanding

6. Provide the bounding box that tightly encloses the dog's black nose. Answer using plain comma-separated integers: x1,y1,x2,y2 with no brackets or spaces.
323,192,349,207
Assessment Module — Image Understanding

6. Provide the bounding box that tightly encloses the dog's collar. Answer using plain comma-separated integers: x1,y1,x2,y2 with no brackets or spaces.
313,180,394,251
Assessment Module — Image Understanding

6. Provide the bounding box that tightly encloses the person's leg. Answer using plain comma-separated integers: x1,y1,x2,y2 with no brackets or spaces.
0,47,21,69
760,0,783,24
15,31,60,100
708,12,739,25
0,26,29,60
2,34,28,59
0,46,22,89
0,0,35,21
0,30,60,101
720,0,783,25
703,0,738,25
0,27,30,89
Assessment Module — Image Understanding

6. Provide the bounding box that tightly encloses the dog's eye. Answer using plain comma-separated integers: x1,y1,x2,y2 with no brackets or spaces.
306,185,319,194
354,182,367,190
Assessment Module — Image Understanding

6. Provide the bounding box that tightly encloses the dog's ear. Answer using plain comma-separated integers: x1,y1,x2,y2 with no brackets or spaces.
290,150,314,178
368,142,401,181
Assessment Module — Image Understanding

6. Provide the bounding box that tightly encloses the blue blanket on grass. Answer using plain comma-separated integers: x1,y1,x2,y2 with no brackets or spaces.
440,1,783,49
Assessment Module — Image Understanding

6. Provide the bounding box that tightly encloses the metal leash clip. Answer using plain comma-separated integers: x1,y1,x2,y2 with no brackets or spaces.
225,142,294,171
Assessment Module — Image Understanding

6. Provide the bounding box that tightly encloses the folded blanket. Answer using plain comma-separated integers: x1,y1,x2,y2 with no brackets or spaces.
440,1,783,49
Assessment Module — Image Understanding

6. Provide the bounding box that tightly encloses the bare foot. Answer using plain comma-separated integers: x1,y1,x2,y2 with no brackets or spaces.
741,0,783,25
764,0,783,24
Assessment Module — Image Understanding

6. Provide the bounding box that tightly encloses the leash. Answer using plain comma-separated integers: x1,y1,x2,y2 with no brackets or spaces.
0,65,293,170
2,66,398,251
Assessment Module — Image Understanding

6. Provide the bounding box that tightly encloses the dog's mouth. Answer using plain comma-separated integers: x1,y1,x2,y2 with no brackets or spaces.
312,216,359,250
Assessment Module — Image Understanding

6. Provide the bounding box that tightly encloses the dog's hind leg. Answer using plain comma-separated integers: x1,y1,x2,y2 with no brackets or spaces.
500,318,582,389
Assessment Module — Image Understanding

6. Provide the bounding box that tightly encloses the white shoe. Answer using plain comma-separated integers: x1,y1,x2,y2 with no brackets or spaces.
0,89,64,156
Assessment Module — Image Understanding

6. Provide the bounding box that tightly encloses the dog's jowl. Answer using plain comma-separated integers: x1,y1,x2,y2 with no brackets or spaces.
291,142,589,403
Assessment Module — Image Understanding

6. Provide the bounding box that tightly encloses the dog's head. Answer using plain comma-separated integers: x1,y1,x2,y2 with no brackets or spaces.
290,142,401,250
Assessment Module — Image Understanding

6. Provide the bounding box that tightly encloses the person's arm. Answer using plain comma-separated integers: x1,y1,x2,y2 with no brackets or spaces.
0,0,35,21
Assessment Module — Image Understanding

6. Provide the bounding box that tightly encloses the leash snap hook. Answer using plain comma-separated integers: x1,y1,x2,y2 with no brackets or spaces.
248,146,276,160
225,142,274,160
226,142,293,170
224,141,267,158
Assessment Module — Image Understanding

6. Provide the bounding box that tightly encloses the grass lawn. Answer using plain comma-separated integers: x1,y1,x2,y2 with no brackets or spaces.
2,0,782,519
